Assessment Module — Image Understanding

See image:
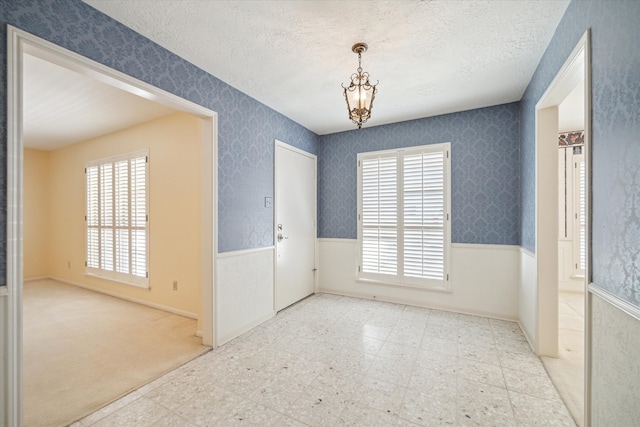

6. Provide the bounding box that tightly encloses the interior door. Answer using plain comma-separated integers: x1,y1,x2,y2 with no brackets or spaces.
275,141,316,311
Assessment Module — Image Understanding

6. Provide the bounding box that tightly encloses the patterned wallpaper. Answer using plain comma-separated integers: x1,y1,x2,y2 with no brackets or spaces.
521,0,640,306
0,0,320,270
318,103,521,245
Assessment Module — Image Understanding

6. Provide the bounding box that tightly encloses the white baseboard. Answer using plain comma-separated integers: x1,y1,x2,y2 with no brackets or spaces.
518,320,536,353
217,311,275,346
49,276,198,320
24,276,48,282
320,288,517,322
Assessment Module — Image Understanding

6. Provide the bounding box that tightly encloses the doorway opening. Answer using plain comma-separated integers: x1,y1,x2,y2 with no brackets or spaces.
6,26,217,426
535,31,591,426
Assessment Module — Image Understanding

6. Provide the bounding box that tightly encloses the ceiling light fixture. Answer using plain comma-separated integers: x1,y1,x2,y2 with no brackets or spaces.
342,42,378,129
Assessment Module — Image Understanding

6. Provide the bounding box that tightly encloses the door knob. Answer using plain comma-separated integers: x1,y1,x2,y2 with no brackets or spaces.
277,233,288,242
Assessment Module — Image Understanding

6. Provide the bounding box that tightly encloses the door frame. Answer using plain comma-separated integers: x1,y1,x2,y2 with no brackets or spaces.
534,30,591,424
273,139,318,312
5,26,218,425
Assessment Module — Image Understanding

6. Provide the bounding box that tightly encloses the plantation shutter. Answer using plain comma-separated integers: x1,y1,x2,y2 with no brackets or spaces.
361,155,398,276
130,156,148,278
358,143,450,289
115,159,129,274
403,150,445,281
100,163,114,271
575,158,586,274
86,166,99,269
85,150,148,287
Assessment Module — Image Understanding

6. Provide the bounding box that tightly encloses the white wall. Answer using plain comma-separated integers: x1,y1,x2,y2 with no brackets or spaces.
216,247,275,345
519,248,537,349
558,241,584,293
319,239,519,320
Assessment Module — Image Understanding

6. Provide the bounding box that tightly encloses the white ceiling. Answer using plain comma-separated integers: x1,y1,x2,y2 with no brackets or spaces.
84,0,570,135
558,81,585,133
23,54,178,151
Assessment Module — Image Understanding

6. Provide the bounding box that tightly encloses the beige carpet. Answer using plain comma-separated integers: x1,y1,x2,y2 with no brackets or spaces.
23,279,210,427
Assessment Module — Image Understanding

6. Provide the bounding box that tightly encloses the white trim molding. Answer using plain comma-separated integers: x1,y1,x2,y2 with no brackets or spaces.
4,25,219,423
453,243,520,251
317,238,357,244
534,30,591,358
6,25,25,427
519,246,536,258
589,283,640,323
217,245,275,259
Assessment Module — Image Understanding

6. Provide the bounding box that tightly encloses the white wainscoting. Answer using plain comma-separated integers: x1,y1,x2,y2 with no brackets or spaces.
216,246,275,345
590,290,640,425
318,239,519,320
519,247,537,349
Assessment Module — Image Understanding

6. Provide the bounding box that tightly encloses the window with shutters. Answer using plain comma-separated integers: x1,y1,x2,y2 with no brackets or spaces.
85,150,149,288
357,143,451,289
573,155,586,277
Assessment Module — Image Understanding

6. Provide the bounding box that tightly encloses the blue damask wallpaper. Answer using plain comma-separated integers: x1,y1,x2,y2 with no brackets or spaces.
318,103,521,245
521,0,640,306
0,0,319,270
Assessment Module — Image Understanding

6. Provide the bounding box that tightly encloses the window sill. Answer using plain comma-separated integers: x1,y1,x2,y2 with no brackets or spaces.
356,277,452,294
84,273,149,289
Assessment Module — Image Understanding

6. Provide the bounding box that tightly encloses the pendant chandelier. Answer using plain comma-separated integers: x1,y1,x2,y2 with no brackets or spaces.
342,42,378,129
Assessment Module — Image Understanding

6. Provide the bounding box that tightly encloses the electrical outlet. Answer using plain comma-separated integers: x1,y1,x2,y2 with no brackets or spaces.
173,281,178,291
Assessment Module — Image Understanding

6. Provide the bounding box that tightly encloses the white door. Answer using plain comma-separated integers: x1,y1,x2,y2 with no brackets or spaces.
275,141,316,311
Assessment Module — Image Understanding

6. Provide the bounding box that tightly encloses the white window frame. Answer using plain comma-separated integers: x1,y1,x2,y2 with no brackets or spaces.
357,143,451,290
85,149,149,288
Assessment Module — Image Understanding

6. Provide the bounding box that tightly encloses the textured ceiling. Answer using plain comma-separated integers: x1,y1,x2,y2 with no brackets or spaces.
84,0,570,135
24,54,178,151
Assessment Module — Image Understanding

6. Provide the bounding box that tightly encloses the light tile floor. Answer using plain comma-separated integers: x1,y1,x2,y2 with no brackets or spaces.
72,294,575,426
541,291,585,426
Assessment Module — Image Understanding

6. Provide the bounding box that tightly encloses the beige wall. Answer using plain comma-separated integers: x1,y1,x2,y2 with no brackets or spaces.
24,113,203,326
24,149,51,279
